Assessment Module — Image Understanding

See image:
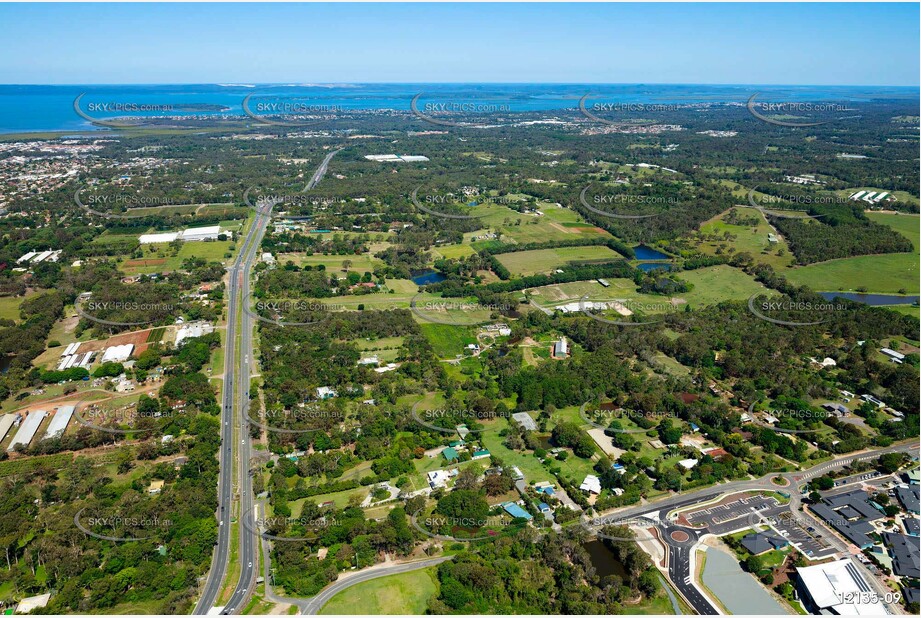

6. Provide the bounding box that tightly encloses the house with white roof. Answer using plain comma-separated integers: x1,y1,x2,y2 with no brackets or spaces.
580,474,601,494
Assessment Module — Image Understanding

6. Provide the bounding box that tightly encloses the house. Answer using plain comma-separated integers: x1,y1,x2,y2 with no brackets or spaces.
678,458,699,471
456,425,470,439
905,467,920,485
883,532,920,579
896,485,920,514
795,559,886,615
860,394,886,408
611,463,626,475
511,412,538,431
442,447,460,462
536,484,556,496
553,338,568,358
538,502,552,514
472,448,491,460
881,348,906,362
357,356,380,366
741,532,789,555
510,466,524,480
316,386,337,400
821,403,849,417
811,357,837,368
148,480,165,494
902,517,919,537
427,470,449,489
580,474,602,494
427,468,458,489
15,593,51,614
502,501,532,521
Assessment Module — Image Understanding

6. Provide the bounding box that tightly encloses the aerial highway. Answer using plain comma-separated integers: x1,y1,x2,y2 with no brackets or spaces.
194,194,277,615
195,147,344,615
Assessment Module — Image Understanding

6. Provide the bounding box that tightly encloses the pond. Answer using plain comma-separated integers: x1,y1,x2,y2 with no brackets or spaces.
411,270,447,285
633,245,671,261
819,292,920,306
636,262,674,272
583,540,628,580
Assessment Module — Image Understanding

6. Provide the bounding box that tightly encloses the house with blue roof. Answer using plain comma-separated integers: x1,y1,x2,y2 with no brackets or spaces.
502,502,533,521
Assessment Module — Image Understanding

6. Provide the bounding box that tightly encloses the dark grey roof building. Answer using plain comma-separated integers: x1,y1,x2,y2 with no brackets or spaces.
810,503,874,549
825,489,885,521
896,485,920,515
883,532,920,579
741,531,789,555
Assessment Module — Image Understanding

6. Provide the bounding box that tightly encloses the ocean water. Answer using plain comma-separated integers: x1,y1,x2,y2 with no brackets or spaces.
0,83,917,134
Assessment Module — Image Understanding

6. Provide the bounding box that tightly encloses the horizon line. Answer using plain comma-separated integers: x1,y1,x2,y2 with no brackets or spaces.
2,81,919,89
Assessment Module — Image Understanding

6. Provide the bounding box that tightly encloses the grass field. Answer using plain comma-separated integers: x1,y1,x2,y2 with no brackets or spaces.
418,323,478,358
458,201,609,246
278,252,384,272
696,204,796,270
318,567,438,615
784,253,919,294
433,243,477,260
865,212,919,249
496,246,621,276
675,265,771,307
529,265,770,313
0,295,26,322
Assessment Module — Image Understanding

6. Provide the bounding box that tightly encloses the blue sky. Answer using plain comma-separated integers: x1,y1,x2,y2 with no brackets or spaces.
1,3,918,86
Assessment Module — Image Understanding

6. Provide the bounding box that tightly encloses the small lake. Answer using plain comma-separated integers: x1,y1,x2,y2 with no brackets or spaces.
633,245,671,261
411,270,447,285
636,262,674,272
819,292,920,306
583,540,628,580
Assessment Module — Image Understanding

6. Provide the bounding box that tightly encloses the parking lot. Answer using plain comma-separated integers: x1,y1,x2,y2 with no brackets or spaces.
753,505,838,559
685,494,779,534
682,493,838,559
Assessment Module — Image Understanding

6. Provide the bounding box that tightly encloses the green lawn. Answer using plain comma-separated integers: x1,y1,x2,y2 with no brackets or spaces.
278,252,384,273
318,566,439,614
676,264,771,307
496,246,621,276
419,323,478,358
784,253,919,294
0,295,26,322
697,203,796,271
865,212,919,249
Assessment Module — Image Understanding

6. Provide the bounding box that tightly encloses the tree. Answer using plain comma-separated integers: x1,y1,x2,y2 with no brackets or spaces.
744,555,762,573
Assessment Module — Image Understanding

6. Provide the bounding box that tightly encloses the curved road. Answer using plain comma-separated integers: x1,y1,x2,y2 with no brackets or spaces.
302,557,452,615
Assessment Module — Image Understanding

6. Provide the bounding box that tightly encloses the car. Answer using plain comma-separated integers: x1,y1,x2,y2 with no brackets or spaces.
248,562,252,568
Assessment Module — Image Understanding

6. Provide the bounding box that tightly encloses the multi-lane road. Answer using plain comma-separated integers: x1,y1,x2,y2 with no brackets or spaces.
195,148,342,615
